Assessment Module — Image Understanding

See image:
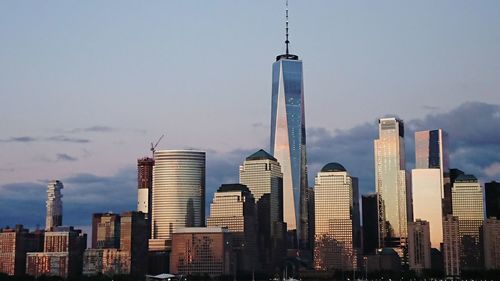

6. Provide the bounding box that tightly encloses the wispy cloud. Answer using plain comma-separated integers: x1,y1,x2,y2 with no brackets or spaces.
0,136,37,143
45,135,90,143
56,153,78,162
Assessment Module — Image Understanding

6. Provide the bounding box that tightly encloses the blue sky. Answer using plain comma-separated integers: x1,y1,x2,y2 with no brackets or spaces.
1,1,500,229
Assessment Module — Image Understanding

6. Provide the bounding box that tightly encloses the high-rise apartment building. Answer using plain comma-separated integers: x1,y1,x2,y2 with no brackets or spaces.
452,174,484,271
91,213,120,249
170,227,233,277
485,181,500,219
313,163,360,271
239,149,285,269
46,180,63,231
207,184,258,272
408,220,431,274
0,225,44,276
137,157,154,221
443,215,460,277
482,218,500,270
411,169,442,249
362,193,382,254
270,7,308,249
374,118,409,254
150,150,205,250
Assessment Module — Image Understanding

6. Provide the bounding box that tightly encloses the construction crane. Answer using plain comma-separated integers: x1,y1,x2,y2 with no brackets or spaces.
150,134,164,157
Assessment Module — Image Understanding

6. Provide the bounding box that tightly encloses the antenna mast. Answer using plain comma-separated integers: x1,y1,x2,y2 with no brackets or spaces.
150,134,165,158
285,0,290,55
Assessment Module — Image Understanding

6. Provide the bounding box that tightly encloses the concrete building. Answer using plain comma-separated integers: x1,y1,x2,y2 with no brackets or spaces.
239,149,286,270
170,227,232,276
0,225,43,276
150,150,205,251
408,220,431,274
313,163,360,271
91,213,120,249
452,174,484,271
26,227,86,278
374,118,410,256
45,180,63,231
207,184,258,272
482,218,500,270
138,157,155,228
443,215,460,278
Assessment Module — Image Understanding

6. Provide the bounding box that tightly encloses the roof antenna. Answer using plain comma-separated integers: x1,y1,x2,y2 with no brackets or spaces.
285,0,290,55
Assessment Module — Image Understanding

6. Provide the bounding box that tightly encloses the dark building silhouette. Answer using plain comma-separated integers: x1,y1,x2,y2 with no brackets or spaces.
485,181,500,219
362,193,381,254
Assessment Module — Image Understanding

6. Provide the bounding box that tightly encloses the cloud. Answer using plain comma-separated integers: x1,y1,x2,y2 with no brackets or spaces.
0,136,38,143
484,162,500,178
65,126,115,133
45,135,90,143
56,153,78,162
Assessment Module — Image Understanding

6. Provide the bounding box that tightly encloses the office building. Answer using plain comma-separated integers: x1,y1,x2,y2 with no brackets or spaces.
0,225,43,276
239,149,285,269
270,6,308,249
91,213,120,249
374,118,409,254
362,193,382,254
207,184,258,272
452,174,484,271
46,180,63,231
170,227,232,277
443,215,460,277
411,169,443,249
150,150,205,250
137,157,154,219
26,227,86,278
482,218,500,270
408,220,431,274
313,163,360,271
485,181,500,219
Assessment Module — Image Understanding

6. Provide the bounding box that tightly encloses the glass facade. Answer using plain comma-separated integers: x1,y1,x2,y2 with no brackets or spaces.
151,150,205,247
374,118,409,251
270,57,308,248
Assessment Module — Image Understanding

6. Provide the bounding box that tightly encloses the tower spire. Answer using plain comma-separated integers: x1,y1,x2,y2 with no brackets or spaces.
285,0,290,55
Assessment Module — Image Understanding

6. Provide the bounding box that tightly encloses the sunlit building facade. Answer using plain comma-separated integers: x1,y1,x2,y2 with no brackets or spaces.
411,169,442,249
46,180,63,231
270,51,308,249
150,150,205,250
443,215,460,277
374,118,409,254
0,225,44,276
91,213,120,249
451,174,484,271
239,149,285,269
137,157,154,219
207,184,258,272
313,163,360,271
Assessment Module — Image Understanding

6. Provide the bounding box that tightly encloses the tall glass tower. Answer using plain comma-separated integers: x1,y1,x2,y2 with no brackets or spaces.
270,2,308,249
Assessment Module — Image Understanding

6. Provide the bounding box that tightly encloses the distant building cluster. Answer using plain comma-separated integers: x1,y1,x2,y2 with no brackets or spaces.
2,14,500,281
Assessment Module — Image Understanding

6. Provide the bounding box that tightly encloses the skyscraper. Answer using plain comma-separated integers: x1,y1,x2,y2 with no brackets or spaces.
46,180,63,231
443,215,460,277
482,218,500,270
270,3,308,248
313,163,360,271
239,149,285,269
207,184,258,272
150,150,205,251
374,118,409,253
408,220,431,274
485,181,500,219
137,157,154,218
362,193,382,254
91,213,120,249
451,174,484,271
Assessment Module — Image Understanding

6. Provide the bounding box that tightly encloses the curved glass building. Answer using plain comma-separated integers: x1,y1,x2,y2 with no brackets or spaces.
150,150,205,248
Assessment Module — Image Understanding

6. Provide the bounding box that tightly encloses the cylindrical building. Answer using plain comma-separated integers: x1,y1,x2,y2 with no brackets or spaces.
150,150,205,249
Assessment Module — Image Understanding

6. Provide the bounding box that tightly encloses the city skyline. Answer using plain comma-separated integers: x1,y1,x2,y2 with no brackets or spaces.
1,1,500,233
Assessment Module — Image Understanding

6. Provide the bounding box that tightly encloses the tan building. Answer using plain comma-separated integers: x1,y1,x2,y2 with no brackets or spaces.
443,215,460,277
170,227,232,276
313,163,360,271
26,227,86,278
0,225,43,276
207,184,259,272
482,218,500,270
408,220,431,274
451,174,484,271
91,213,120,249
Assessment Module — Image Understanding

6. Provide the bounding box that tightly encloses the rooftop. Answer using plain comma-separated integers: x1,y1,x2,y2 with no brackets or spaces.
321,162,346,173
246,149,277,161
